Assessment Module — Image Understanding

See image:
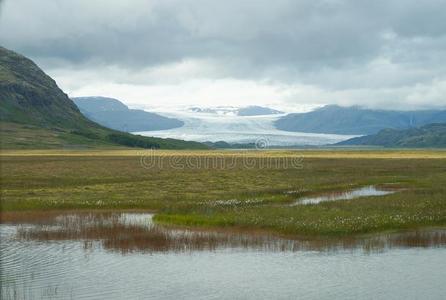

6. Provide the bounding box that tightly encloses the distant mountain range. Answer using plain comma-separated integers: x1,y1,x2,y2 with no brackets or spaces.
275,105,446,135
0,46,207,150
73,97,184,132
338,123,446,148
189,105,283,116
2,45,445,149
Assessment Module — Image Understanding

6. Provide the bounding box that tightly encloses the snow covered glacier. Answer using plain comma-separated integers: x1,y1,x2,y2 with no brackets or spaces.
135,109,356,147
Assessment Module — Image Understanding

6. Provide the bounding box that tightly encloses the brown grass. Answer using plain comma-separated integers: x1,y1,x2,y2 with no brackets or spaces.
13,212,446,253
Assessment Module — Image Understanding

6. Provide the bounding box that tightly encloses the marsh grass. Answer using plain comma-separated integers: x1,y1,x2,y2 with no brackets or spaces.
1,150,446,236
12,212,446,253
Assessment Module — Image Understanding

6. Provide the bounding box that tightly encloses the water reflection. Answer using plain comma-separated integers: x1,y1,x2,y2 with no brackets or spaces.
292,185,397,205
2,212,446,300
3,211,446,254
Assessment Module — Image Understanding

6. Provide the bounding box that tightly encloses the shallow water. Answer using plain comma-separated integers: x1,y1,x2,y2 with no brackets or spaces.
292,186,396,206
1,212,446,299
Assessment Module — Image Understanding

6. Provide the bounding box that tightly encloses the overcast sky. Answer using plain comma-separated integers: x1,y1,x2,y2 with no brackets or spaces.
1,0,445,111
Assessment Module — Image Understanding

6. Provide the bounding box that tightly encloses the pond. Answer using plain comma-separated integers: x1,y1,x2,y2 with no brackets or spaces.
291,185,398,206
1,212,446,299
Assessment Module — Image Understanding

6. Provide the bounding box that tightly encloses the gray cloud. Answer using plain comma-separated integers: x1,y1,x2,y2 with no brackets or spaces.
1,0,445,109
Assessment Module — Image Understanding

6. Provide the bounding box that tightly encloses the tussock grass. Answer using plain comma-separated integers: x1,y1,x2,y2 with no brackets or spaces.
1,149,446,158
14,212,446,252
1,150,445,236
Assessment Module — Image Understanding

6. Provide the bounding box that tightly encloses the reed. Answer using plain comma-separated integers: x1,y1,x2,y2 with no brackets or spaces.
1,150,446,236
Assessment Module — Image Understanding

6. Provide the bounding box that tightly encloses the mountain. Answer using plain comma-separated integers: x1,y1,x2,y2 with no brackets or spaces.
0,46,207,149
337,123,446,148
74,97,128,112
0,48,90,129
237,106,283,116
275,105,446,135
73,97,184,132
188,106,283,116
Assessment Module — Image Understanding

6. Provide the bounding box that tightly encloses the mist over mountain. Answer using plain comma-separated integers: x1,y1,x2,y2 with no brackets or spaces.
73,97,184,132
275,105,446,135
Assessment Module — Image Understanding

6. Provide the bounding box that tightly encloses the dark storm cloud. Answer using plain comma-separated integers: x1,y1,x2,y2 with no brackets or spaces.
0,0,445,109
1,0,444,70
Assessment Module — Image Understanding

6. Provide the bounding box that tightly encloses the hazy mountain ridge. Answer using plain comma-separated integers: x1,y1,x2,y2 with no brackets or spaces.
73,97,184,132
237,106,284,116
337,123,446,148
0,46,207,149
74,97,128,112
275,105,446,135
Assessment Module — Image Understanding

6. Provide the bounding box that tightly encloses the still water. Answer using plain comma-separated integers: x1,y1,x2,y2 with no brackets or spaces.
292,186,397,206
1,212,446,300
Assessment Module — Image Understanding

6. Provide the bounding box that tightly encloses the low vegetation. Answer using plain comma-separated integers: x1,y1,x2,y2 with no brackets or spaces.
1,150,445,237
0,122,208,150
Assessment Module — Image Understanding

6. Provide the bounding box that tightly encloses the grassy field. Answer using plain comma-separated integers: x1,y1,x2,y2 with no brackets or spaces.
1,149,445,236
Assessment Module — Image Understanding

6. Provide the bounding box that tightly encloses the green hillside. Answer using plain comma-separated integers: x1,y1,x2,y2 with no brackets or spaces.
0,46,207,150
338,123,446,148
